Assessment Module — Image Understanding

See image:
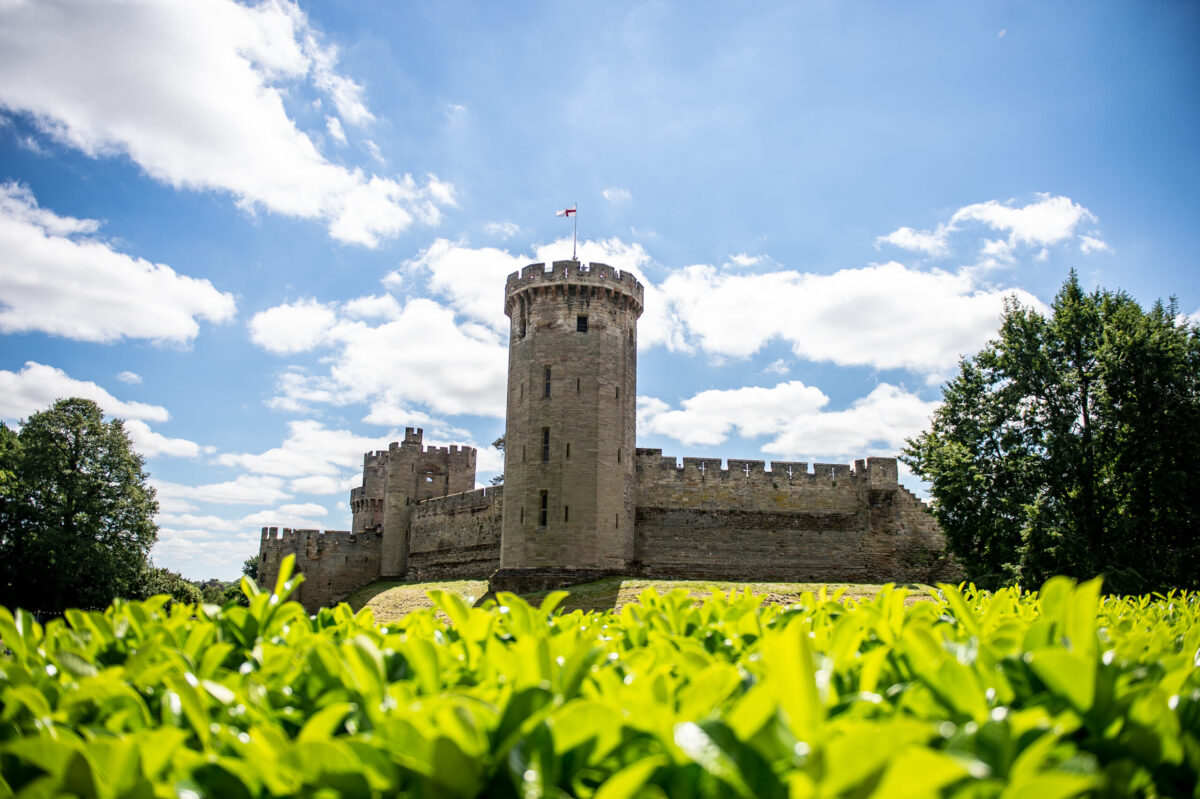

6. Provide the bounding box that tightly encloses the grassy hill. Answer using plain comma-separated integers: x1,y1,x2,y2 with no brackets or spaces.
347,575,933,622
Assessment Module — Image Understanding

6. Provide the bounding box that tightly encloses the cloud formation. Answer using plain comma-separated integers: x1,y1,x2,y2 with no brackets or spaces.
0,0,453,246
876,194,1107,266
640,381,939,462
0,183,236,343
0,361,169,423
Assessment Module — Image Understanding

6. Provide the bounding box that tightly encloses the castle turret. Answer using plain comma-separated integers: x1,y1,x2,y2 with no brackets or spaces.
378,427,477,578
496,261,644,585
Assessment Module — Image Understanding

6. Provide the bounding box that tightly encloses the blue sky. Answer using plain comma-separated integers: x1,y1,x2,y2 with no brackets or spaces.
1,1,1197,580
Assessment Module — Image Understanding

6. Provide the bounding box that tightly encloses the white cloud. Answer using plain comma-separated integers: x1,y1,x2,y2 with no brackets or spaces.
0,361,168,423
640,381,939,462
640,380,829,447
214,419,387,479
727,253,763,268
395,238,527,333
116,371,143,385
342,293,402,320
485,221,522,239
248,298,339,354
1079,235,1111,254
602,187,632,203
0,0,450,246
656,260,1042,375
124,419,209,459
763,358,789,375
875,225,950,257
304,36,374,125
877,195,1101,266
0,183,236,343
153,474,292,506
325,115,347,144
951,194,1096,248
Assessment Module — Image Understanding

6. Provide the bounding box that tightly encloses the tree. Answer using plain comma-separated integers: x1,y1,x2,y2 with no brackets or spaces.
0,398,159,611
903,273,1200,592
131,564,202,606
242,554,259,581
489,434,505,485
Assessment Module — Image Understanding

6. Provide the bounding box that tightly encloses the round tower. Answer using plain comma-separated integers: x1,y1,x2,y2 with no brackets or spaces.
498,260,644,581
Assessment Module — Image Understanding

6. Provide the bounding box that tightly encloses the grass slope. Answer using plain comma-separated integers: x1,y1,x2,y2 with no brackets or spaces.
348,575,931,622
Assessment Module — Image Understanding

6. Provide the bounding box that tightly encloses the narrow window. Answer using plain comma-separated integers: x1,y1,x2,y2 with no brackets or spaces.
542,427,550,461
520,507,524,523
539,491,548,526
544,366,551,398
564,505,570,523
617,447,622,464
615,513,619,529
522,445,526,463
576,377,581,393
616,387,620,400
565,442,570,458
520,383,524,400
577,315,588,333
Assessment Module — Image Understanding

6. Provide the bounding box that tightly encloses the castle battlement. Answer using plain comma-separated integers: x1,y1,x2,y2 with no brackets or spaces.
260,526,361,547
414,484,502,513
504,260,644,306
635,448,899,487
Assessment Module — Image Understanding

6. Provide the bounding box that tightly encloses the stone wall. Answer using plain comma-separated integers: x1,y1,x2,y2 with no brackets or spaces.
632,450,959,584
407,486,503,580
258,527,383,611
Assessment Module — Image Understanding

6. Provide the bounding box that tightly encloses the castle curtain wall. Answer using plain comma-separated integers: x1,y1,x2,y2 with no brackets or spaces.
407,486,503,580
632,450,958,584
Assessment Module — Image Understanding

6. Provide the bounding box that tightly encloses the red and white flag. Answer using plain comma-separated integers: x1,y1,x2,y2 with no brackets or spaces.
556,207,576,217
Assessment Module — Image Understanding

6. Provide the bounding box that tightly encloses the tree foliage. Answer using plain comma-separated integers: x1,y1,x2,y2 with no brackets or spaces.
903,273,1200,592
0,398,159,611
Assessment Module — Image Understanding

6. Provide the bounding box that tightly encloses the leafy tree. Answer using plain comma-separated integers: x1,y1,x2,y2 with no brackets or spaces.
132,564,202,606
903,273,1200,592
242,554,259,581
489,434,505,485
0,398,159,611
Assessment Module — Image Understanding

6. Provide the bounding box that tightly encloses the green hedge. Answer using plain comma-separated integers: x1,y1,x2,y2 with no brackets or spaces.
2,556,1198,797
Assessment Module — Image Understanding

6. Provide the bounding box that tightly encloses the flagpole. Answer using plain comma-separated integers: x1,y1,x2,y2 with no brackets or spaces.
573,202,578,261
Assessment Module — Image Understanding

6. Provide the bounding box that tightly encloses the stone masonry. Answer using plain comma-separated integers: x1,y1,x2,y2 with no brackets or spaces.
258,260,958,611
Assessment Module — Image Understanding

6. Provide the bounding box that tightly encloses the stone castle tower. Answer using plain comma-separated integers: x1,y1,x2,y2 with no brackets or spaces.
495,260,644,583
349,428,476,577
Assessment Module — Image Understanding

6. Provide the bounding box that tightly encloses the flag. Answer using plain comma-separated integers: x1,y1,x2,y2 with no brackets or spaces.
556,207,576,217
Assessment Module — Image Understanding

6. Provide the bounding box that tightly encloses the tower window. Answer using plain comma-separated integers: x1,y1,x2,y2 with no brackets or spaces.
539,491,548,526
522,445,526,463
616,387,620,400
577,315,588,333
520,507,524,523
565,442,570,458
542,427,550,461
544,367,551,398
617,448,622,464
564,505,570,523
576,377,581,393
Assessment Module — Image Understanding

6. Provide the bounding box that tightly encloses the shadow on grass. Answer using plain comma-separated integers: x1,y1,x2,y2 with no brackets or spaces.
346,581,408,612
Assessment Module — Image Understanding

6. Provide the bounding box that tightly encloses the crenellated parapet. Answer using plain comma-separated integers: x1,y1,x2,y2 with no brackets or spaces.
504,261,644,321
414,485,502,514
634,448,898,487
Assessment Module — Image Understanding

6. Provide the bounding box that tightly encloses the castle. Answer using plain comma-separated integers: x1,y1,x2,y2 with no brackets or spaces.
259,261,958,610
